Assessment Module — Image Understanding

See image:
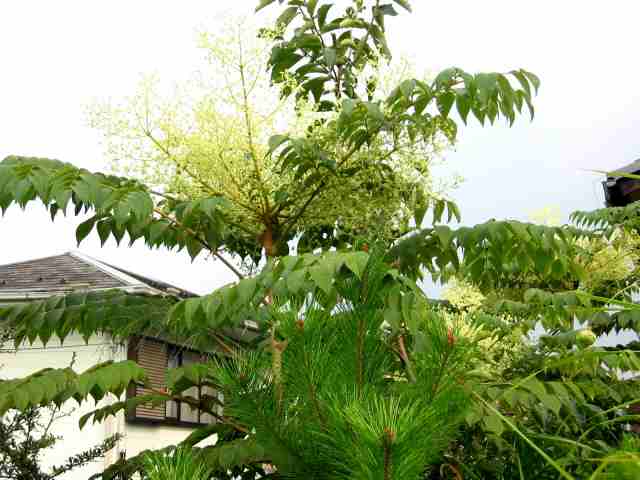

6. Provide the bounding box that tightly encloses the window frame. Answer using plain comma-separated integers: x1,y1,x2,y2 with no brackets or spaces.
165,346,216,426
126,337,217,428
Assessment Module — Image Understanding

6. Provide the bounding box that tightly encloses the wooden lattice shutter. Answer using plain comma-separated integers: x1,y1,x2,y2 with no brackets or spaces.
127,337,167,421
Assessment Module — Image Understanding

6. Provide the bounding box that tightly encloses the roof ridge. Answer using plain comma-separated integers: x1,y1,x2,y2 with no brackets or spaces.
0,252,75,269
69,251,196,297
99,260,197,298
0,251,197,298
67,251,149,288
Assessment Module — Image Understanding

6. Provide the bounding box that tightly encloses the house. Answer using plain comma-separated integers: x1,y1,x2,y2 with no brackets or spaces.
602,158,640,207
0,251,216,480
600,162,640,431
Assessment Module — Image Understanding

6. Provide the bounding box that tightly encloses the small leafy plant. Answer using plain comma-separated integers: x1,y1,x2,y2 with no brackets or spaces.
0,405,120,480
143,447,212,480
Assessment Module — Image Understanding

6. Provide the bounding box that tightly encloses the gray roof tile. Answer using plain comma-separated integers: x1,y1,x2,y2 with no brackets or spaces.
0,253,124,294
0,252,196,298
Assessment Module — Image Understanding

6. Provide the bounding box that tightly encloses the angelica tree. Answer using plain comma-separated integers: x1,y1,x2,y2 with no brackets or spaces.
87,17,455,272
0,0,541,269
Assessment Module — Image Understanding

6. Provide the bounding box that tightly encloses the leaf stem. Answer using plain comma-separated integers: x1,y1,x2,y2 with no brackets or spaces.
397,334,416,383
472,392,575,480
153,208,244,279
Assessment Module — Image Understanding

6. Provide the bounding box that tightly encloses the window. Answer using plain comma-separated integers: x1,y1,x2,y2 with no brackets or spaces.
126,337,219,426
166,349,218,425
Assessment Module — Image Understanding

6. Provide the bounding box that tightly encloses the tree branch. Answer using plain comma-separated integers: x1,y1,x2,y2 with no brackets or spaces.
142,128,222,197
153,208,245,280
237,33,271,217
278,138,373,240
397,334,416,383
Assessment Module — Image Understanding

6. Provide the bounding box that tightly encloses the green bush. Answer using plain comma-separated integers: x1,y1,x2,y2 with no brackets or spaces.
143,447,211,480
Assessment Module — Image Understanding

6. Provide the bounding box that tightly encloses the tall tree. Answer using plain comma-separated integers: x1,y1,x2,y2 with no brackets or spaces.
88,19,452,272
0,0,538,272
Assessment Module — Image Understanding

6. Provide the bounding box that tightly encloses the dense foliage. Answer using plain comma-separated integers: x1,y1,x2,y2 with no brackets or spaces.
0,1,639,479
89,20,456,271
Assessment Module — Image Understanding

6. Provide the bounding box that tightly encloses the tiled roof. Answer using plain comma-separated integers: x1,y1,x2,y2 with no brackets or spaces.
0,252,195,298
100,261,196,298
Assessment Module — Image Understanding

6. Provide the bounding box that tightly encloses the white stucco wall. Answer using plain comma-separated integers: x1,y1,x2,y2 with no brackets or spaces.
0,333,124,480
123,422,215,457
1,333,214,479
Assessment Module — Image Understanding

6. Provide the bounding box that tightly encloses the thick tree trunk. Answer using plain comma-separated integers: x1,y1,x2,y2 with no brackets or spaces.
260,226,276,258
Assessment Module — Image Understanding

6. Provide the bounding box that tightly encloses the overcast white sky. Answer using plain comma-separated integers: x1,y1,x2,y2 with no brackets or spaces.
1,1,640,295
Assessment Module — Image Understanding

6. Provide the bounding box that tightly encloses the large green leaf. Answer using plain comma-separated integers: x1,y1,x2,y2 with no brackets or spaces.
389,220,587,289
0,290,175,347
165,250,418,342
0,361,146,414
0,156,229,259
80,395,163,429
571,201,640,232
